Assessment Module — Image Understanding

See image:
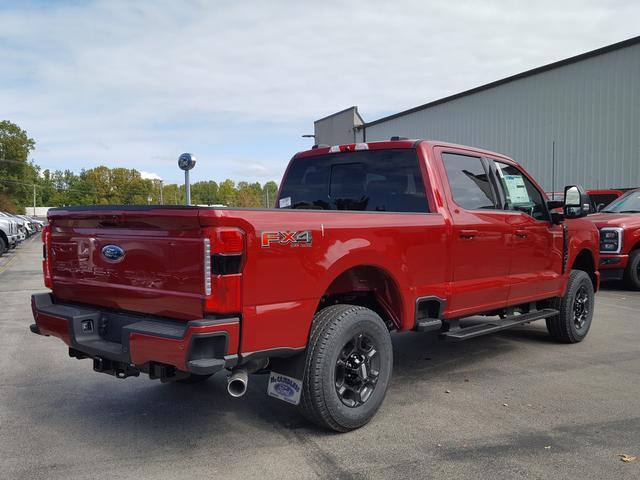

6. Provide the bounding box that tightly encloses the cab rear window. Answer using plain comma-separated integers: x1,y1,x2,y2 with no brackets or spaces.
278,150,429,213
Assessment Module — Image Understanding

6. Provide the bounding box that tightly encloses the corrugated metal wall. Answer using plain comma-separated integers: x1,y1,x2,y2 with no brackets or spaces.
358,43,640,191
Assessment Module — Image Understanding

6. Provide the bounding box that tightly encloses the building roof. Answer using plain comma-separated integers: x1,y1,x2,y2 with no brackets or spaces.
364,35,640,128
314,106,364,125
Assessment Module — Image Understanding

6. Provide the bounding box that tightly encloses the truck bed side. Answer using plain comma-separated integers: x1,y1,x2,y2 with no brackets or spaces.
200,208,448,354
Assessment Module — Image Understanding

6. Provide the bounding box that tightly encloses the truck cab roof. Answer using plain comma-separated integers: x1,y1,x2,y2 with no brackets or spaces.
295,139,518,166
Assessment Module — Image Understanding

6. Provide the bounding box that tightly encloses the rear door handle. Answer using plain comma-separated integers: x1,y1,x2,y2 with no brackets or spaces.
515,230,528,239
459,229,478,239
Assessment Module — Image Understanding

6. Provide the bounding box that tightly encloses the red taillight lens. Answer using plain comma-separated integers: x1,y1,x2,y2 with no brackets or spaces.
41,224,53,289
214,228,244,254
328,143,369,153
203,227,245,314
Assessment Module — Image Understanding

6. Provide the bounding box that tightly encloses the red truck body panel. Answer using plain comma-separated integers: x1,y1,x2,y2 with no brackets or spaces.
200,207,449,353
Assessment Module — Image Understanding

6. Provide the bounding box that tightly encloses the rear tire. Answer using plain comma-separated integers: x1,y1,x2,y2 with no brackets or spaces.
299,304,393,432
623,250,640,291
546,270,594,343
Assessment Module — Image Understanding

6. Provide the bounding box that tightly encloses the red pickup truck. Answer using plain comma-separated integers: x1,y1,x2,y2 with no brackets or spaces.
31,139,599,431
588,188,640,289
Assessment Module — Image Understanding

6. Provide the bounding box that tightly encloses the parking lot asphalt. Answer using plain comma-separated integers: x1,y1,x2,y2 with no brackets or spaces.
1,237,639,480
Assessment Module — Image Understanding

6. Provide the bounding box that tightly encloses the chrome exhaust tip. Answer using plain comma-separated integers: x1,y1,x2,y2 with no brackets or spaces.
227,367,248,398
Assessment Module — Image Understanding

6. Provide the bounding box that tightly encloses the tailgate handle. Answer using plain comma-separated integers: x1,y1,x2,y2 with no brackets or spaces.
515,230,528,239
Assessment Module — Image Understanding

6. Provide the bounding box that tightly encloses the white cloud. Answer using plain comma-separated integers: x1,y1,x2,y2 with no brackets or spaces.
140,171,162,181
1,0,638,184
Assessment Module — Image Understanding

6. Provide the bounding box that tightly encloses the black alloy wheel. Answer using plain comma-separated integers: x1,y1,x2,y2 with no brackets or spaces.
572,285,590,330
335,332,380,408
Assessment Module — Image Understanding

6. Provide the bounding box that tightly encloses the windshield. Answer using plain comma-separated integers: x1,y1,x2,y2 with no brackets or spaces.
601,190,640,213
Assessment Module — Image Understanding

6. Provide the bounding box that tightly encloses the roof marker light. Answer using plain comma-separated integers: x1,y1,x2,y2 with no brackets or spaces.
328,143,369,153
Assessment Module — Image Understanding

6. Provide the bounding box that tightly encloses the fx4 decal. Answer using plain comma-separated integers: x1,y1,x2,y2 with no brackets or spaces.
261,230,312,248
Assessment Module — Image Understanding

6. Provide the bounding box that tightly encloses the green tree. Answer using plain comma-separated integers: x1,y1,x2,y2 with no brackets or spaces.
235,181,263,207
263,181,278,208
0,120,36,212
163,183,183,205
190,180,219,205
217,179,236,206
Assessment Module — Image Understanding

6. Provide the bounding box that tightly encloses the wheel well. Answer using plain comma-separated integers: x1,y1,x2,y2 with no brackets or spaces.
319,265,403,330
572,249,597,290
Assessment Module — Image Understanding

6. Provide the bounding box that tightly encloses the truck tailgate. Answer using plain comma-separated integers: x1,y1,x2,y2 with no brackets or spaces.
48,207,205,320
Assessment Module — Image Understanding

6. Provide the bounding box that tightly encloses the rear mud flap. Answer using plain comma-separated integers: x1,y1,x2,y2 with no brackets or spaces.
267,350,306,406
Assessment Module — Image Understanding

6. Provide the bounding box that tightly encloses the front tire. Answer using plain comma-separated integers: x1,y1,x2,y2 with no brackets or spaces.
546,270,594,343
623,250,640,291
300,305,393,432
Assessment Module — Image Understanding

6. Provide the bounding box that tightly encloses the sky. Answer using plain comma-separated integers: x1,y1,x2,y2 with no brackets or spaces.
1,0,638,185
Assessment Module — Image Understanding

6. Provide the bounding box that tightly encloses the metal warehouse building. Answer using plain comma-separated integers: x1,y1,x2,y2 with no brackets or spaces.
313,36,640,191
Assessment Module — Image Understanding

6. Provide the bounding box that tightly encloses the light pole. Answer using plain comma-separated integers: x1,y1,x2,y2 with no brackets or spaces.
147,195,152,205
159,180,163,205
178,153,197,206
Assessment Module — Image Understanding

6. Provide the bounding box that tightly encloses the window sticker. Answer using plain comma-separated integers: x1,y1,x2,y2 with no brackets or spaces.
279,196,292,208
502,174,530,204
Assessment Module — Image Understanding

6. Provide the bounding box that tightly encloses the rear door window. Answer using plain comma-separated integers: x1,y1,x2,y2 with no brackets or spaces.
441,153,497,210
278,149,429,213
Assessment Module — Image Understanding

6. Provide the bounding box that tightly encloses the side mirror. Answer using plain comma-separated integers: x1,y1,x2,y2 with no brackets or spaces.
563,185,590,219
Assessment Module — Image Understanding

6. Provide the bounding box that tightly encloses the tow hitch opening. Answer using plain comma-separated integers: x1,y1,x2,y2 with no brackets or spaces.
92,357,140,379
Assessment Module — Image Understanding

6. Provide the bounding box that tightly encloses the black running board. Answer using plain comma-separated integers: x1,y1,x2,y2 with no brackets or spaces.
414,319,443,332
441,308,559,342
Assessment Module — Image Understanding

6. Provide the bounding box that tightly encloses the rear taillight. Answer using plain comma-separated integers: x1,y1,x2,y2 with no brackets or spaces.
203,227,245,314
41,224,53,289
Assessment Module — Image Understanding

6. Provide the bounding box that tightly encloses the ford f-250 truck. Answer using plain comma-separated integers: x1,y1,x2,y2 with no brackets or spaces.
588,188,640,289
30,139,599,431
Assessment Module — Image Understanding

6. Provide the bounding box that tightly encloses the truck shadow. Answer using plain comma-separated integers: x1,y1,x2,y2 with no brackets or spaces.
389,320,553,385
598,281,634,292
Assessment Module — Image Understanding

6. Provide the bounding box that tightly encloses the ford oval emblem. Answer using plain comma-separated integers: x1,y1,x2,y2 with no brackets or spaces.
101,245,125,262
274,383,295,398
